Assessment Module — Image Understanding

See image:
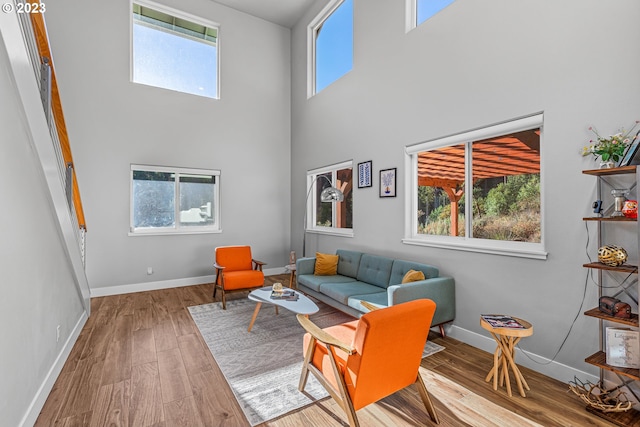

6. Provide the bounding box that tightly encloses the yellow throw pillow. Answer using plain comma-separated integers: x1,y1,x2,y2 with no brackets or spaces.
314,252,339,276
402,269,425,284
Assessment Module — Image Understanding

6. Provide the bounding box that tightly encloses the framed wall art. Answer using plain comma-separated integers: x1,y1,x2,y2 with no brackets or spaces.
357,161,372,188
379,168,396,198
620,130,640,166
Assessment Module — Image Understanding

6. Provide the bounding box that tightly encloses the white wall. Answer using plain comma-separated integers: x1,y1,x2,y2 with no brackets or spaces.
0,24,85,427
291,0,640,383
45,0,292,292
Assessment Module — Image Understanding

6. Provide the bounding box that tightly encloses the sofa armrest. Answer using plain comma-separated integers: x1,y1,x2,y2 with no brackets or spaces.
296,257,316,276
387,276,455,326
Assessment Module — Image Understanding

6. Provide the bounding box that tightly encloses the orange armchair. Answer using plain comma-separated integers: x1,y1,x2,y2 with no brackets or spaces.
297,299,439,426
214,246,265,309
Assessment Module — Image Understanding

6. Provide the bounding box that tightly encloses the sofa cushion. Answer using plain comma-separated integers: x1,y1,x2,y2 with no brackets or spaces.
336,250,363,278
356,254,394,288
402,269,425,283
314,252,339,275
298,274,356,292
389,260,439,286
347,291,388,312
319,281,383,305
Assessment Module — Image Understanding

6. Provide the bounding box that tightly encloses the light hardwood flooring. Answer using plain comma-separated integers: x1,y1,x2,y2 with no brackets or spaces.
35,275,613,426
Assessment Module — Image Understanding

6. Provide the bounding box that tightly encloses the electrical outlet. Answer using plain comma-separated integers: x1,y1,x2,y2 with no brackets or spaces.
56,325,60,343
147,267,153,275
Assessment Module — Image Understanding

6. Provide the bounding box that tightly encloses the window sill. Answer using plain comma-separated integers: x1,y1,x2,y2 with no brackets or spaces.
129,228,222,237
306,228,354,238
402,237,547,260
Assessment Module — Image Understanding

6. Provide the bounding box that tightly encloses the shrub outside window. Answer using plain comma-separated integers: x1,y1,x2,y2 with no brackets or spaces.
404,114,545,259
306,161,353,236
130,165,221,235
132,1,219,99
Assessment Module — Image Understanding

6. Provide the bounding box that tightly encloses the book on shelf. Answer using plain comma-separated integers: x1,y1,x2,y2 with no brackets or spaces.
270,289,298,301
481,314,525,329
606,327,640,369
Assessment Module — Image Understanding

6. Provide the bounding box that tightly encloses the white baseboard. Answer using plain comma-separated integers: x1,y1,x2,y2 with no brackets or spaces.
20,311,88,427
89,267,288,298
446,324,599,385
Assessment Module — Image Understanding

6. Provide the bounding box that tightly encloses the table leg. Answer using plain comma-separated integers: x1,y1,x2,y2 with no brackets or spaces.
501,348,512,397
248,302,262,332
504,337,528,397
289,270,296,289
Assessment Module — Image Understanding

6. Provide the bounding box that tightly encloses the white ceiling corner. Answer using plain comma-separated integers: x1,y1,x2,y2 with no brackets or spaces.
209,0,317,28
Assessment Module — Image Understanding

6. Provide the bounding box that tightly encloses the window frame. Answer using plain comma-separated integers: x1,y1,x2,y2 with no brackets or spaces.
306,160,354,238
405,0,455,32
130,0,221,99
129,164,221,236
403,113,546,259
307,0,353,98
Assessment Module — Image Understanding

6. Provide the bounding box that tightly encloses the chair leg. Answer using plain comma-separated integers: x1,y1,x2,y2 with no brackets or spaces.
298,337,316,391
415,373,439,424
221,289,227,310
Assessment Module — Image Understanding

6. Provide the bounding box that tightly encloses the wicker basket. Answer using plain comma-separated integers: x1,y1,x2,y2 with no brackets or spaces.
598,245,628,267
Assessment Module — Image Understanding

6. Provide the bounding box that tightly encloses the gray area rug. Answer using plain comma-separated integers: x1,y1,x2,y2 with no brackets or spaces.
188,298,445,426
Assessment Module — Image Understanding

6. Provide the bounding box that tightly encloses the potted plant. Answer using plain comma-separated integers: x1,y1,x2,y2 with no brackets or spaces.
582,121,639,168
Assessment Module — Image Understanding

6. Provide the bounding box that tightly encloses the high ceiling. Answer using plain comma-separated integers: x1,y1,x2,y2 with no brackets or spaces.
210,0,317,28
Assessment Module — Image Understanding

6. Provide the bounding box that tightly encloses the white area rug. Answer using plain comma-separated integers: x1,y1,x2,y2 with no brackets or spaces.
188,298,445,425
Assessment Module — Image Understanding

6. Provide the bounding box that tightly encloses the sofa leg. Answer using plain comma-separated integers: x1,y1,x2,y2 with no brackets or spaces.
439,324,446,338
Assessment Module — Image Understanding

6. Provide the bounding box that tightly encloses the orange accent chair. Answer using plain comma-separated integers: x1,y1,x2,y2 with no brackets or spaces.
214,246,265,309
296,299,439,426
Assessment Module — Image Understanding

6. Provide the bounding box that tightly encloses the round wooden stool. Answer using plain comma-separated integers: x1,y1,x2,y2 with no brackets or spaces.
480,315,533,397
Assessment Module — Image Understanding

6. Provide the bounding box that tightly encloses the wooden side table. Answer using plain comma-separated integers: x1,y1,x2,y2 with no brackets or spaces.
285,263,296,289
480,315,533,397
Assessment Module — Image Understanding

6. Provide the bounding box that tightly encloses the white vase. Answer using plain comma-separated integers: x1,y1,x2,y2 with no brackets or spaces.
600,160,616,169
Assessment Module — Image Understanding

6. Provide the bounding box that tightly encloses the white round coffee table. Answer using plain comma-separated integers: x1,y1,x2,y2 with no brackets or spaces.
247,286,319,332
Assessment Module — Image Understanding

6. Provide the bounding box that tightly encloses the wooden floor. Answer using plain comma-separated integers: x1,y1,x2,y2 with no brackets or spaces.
35,274,613,427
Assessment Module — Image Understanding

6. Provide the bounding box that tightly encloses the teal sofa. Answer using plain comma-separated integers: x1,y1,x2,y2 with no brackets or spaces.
296,249,455,336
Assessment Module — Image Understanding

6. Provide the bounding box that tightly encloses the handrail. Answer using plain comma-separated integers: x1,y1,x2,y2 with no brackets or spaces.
29,13,86,230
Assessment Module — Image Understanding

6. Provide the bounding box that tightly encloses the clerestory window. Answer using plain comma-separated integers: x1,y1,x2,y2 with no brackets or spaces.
407,0,456,31
132,1,219,99
309,0,353,96
404,114,545,259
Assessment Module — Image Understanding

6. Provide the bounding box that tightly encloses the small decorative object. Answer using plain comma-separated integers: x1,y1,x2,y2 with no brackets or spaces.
357,161,372,188
592,199,603,215
272,282,283,292
379,168,396,198
582,121,639,167
569,377,633,413
598,296,632,319
622,199,638,219
597,245,628,267
611,189,629,217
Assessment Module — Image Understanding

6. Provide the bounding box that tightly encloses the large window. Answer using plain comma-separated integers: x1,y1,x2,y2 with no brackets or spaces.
132,1,219,99
309,0,353,95
306,161,353,236
404,114,545,259
130,165,220,235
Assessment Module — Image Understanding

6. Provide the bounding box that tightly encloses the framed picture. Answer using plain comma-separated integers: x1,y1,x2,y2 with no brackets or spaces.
379,168,396,197
620,130,640,166
357,161,372,188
